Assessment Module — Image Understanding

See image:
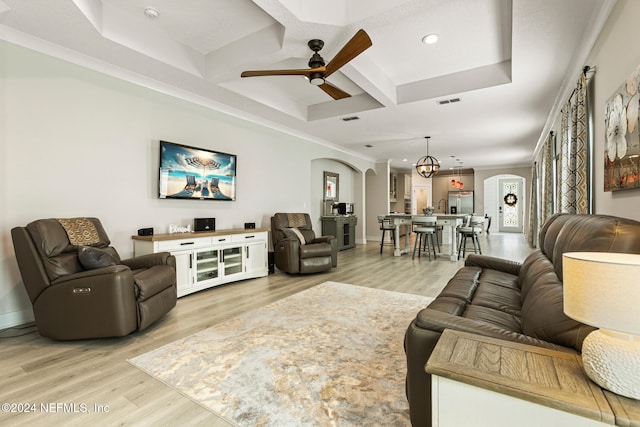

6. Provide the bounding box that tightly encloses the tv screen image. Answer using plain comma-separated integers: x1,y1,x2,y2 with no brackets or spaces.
159,140,236,201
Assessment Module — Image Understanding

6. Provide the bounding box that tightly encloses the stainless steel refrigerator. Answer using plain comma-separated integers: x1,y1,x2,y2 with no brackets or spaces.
448,191,474,214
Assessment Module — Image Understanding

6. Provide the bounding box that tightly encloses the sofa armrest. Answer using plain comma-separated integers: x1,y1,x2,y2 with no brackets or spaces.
416,308,572,352
464,254,522,276
274,238,301,273
34,267,138,340
52,265,131,283
121,252,176,270
312,235,337,267
313,235,334,244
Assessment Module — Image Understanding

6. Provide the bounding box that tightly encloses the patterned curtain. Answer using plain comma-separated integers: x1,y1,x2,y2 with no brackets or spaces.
558,73,590,213
540,132,555,225
528,132,554,248
527,162,538,247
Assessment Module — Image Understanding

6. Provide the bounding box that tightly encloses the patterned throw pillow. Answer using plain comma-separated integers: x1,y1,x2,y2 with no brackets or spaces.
286,213,307,228
57,218,100,246
78,246,119,270
282,227,306,245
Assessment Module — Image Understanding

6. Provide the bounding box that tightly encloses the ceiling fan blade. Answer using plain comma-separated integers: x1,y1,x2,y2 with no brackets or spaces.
324,29,372,78
241,67,322,78
319,82,351,100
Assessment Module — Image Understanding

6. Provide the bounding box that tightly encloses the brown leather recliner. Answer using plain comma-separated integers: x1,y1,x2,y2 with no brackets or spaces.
11,217,177,340
271,213,337,274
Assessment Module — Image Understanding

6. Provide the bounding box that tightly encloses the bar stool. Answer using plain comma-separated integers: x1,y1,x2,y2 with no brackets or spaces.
411,216,438,260
378,215,396,254
457,215,485,259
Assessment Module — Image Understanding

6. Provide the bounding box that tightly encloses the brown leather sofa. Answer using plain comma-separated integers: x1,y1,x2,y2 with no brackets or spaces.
404,213,640,426
11,218,177,340
271,213,337,274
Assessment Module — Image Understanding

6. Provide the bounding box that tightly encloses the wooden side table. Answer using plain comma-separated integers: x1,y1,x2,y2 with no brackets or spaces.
426,329,640,427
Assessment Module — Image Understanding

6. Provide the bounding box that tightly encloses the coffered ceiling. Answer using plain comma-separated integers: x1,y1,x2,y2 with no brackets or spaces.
0,0,616,171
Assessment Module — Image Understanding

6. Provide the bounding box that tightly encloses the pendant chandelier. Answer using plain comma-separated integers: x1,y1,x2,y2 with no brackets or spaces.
450,166,464,189
415,136,440,178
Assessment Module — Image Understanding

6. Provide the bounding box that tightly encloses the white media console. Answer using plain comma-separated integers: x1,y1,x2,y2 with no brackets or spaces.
132,228,269,297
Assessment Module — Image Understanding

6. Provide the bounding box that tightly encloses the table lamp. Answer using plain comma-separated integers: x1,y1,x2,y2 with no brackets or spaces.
563,252,640,399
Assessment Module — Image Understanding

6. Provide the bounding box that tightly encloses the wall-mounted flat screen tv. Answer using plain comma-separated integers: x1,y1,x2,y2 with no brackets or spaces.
158,140,236,201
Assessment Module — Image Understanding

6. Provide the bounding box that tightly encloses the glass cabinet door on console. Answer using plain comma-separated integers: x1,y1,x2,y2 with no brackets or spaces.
221,246,243,277
194,248,219,283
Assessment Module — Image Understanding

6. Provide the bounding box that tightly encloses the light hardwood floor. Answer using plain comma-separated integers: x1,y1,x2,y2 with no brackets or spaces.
0,232,534,426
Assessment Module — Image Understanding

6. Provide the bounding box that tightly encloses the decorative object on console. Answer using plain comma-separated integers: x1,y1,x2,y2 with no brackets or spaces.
194,218,215,232
334,202,354,215
137,227,154,236
563,252,640,399
415,136,440,178
244,222,255,229
158,140,236,201
169,224,192,234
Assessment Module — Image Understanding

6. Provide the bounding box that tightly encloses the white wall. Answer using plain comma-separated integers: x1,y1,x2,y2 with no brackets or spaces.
0,40,375,328
585,0,640,218
365,161,390,241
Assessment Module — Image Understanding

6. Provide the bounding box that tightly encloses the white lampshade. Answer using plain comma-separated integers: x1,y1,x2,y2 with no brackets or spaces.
563,252,640,335
563,252,640,399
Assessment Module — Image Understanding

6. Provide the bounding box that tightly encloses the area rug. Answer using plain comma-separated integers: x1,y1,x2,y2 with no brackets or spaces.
128,282,432,426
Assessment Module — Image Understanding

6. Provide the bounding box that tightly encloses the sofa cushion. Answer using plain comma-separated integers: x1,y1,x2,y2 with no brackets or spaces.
471,282,521,316
463,305,522,332
520,268,595,351
541,213,640,281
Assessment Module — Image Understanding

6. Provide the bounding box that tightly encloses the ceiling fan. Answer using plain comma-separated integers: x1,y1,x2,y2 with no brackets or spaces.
240,29,372,100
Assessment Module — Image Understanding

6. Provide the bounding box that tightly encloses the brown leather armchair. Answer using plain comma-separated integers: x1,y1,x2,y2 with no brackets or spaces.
271,213,337,274
11,217,177,340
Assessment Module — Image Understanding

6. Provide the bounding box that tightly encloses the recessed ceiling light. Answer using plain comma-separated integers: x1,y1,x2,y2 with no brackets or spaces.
422,33,439,45
144,7,160,19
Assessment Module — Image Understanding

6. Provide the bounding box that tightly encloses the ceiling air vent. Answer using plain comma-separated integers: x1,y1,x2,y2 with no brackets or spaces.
437,97,461,105
341,116,360,121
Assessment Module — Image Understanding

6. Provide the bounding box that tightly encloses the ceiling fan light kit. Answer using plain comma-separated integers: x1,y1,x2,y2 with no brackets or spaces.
240,29,372,100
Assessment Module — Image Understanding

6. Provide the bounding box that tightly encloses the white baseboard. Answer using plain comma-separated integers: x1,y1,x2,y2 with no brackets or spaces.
0,308,34,330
